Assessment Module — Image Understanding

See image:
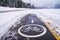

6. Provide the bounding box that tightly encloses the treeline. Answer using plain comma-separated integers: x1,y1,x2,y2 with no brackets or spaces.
0,0,35,8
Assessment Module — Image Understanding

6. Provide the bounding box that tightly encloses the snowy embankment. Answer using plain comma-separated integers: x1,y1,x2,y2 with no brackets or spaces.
0,6,30,38
0,6,30,12
0,7,60,38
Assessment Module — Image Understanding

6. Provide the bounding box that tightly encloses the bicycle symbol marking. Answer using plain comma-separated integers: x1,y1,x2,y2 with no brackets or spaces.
21,26,44,33
18,24,47,38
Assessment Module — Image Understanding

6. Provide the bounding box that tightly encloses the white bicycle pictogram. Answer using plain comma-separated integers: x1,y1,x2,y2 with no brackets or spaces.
18,24,47,38
21,26,44,33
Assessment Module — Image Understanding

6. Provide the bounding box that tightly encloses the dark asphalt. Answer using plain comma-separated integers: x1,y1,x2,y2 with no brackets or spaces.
1,14,56,40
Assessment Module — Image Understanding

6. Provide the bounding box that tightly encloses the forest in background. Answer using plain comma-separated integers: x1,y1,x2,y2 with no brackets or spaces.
0,0,35,8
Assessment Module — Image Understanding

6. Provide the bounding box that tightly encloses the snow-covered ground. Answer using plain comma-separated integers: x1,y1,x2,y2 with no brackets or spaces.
0,7,60,38
0,6,30,12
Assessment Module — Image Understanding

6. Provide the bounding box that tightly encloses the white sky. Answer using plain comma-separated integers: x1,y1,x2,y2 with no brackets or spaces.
22,0,60,7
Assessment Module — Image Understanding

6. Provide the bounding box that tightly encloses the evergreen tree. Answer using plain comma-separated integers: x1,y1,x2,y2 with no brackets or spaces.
0,0,35,8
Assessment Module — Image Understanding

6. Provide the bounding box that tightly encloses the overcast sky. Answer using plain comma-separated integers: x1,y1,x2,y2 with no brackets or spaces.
22,0,60,7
